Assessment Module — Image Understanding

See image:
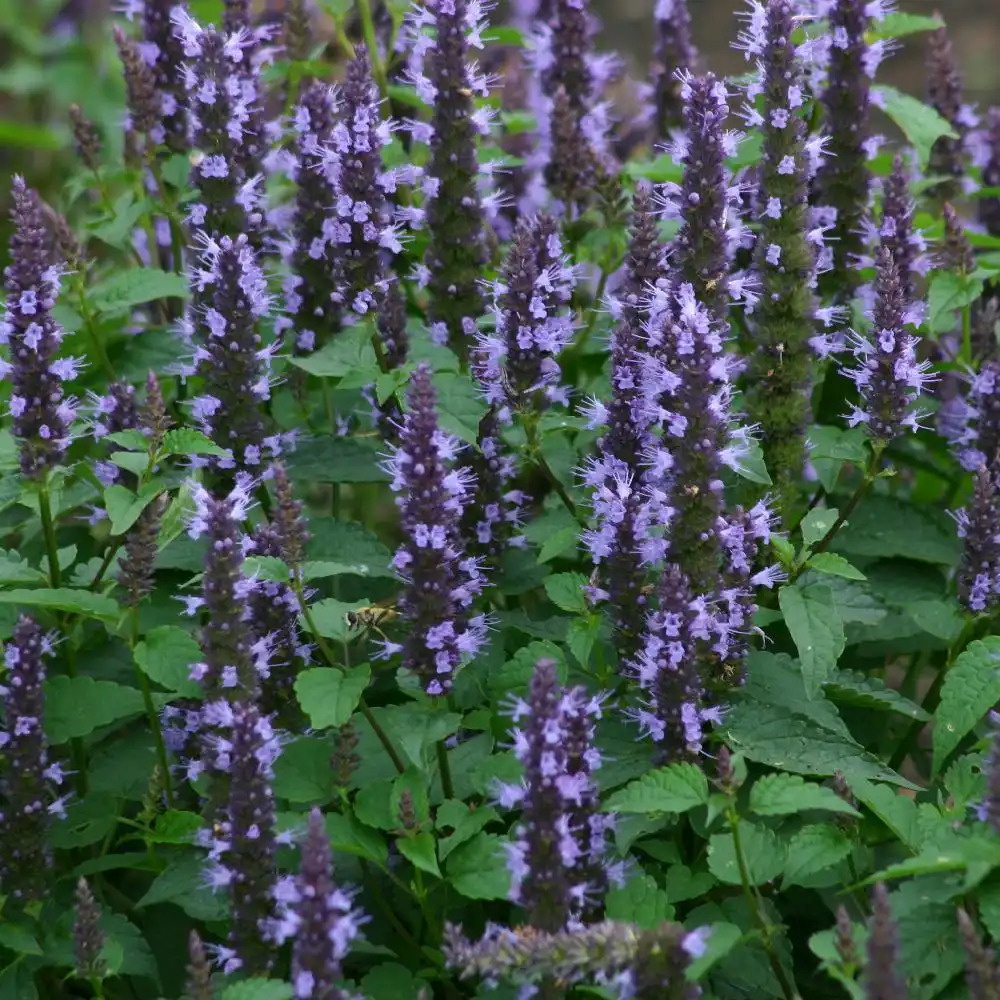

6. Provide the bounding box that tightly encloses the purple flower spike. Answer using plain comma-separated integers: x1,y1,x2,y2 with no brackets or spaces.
927,25,975,201
278,807,365,1000
954,466,1000,615
843,246,932,441
138,0,188,151
0,616,66,900
2,177,78,479
478,214,576,419
189,233,278,471
873,155,928,305
978,711,1000,836
384,364,486,696
205,699,280,975
863,883,906,1000
957,907,1000,1000
651,0,698,139
501,659,619,931
980,108,1000,238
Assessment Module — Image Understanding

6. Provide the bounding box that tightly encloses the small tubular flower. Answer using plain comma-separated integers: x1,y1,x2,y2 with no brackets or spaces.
651,0,698,138
384,364,486,695
115,25,161,141
926,24,976,200
2,177,77,479
0,616,65,900
500,658,618,932
843,245,931,440
954,466,1000,615
139,0,188,151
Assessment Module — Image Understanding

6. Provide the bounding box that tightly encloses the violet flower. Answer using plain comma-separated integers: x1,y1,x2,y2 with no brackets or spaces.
863,883,906,1000
0,616,66,901
91,381,140,488
382,363,487,696
73,878,106,980
274,807,365,999
980,108,1000,238
403,0,490,353
843,245,932,441
1,177,79,479
134,0,188,151
868,154,928,306
188,233,282,471
954,466,1000,615
203,699,280,975
945,359,1000,473
651,0,698,139
740,0,822,508
926,24,976,201
477,214,576,420
114,25,161,143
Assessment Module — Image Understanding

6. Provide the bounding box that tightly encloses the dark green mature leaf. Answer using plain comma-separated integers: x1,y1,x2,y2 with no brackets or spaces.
823,670,930,721
873,85,957,168
832,495,961,566
783,825,853,886
0,587,118,620
326,813,388,864
44,676,146,743
294,665,371,729
446,832,510,899
287,324,377,378
0,551,47,585
748,773,860,818
603,763,709,814
360,963,427,1000
606,873,674,928
542,572,589,614
430,372,489,445
104,483,162,535
89,267,188,314
137,854,227,921
708,823,785,885
927,270,987,334
489,640,567,698
778,585,845,699
273,737,336,804
397,832,441,877
933,637,1000,775
161,428,228,457
286,437,388,482
133,625,203,697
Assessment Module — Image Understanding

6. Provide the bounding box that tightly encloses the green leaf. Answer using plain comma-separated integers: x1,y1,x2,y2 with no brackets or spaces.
89,267,188,314
537,524,579,563
566,614,602,669
286,437,388,483
708,823,785,885
928,270,987,334
273,737,336,804
294,665,371,729
734,437,772,486
0,926,42,956
133,625,203,697
446,832,510,900
325,812,389,864
429,372,488,445
436,799,499,861
137,854,227,921
360,963,425,1000
807,553,866,581
933,637,1000,775
160,428,228,457
489,640,567,698
606,873,674,929
869,11,942,40
147,810,203,844
374,706,462,769
104,483,162,536
749,773,860,818
807,425,869,493
603,763,709,814
305,598,374,641
300,558,396,580
684,923,743,981
397,832,441,877
778,585,845,699
0,587,118,620
783,824,854,887
543,572,589,614
220,980,294,1000
0,550,46,585
833,495,960,566
800,508,839,548
873,85,957,168
287,324,377,378
44,677,146,743
823,669,930,721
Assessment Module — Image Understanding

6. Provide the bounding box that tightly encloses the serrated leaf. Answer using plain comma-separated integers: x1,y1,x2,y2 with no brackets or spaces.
287,324,377,378
374,706,462,769
543,572,588,614
808,557,869,588
833,495,960,565
286,437,387,483
44,676,147,743
325,812,388,864
800,508,840,548
684,923,743,981
708,823,785,885
778,585,845,699
869,11,942,40
360,963,425,1000
137,854,226,921
749,773,860,818
272,737,336,804
446,832,510,899
0,926,42,956
300,558,396,580
147,810,203,844
0,550,46,585
429,372,488,445
928,270,986,334
933,637,1000,775
133,625,203,697
490,640,567,698
824,669,929,721
606,873,674,928
161,428,228,457
0,587,119,620
603,763,709,814
104,482,161,536
89,267,188,314
567,614,601,668
537,524,578,563
397,831,441,877
873,85,957,168
294,665,370,729
437,800,499,861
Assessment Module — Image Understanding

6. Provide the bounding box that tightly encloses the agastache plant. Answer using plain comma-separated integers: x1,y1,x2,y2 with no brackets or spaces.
926,24,976,200
2,177,78,479
0,617,65,901
864,883,906,1000
650,0,698,139
980,108,1000,237
500,658,619,932
740,0,823,512
402,0,490,353
954,465,1000,615
133,0,188,151
382,363,486,696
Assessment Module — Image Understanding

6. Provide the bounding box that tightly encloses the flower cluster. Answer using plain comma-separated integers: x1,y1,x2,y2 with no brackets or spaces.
650,0,698,138
0,617,66,901
843,246,931,441
129,0,187,151
187,234,285,471
401,0,491,353
979,108,1000,238
943,359,1000,473
478,214,576,419
926,25,977,200
1,177,78,479
954,466,1000,615
500,658,621,932
91,380,140,488
73,878,106,981
863,883,906,1000
382,364,486,695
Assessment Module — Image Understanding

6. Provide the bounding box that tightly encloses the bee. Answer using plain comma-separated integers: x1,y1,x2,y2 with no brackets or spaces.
345,600,399,639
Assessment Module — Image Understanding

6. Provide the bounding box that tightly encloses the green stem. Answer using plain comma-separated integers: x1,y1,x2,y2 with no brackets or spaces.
72,279,116,381
39,479,63,589
130,610,175,808
728,807,801,1000
436,739,454,800
570,267,609,360
355,0,389,101
962,301,973,365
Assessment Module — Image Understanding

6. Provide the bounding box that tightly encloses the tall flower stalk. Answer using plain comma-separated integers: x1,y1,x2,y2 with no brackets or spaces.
926,24,976,202
650,0,698,139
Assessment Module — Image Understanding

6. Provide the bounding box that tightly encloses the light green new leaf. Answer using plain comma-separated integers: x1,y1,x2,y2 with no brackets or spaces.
397,832,441,878
933,637,1000,775
294,665,371,729
749,773,860,818
89,267,189,314
543,572,589,614
800,508,839,548
873,85,957,168
779,585,845,699
603,763,709,814
446,832,510,899
161,428,228,457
